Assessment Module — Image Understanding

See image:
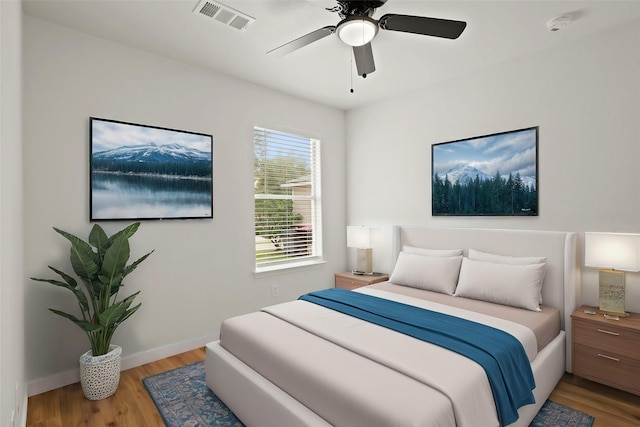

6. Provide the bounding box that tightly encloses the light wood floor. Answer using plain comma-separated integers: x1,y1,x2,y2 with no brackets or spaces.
27,347,640,426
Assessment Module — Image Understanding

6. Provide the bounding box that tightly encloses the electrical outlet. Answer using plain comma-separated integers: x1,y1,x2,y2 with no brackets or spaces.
271,284,279,297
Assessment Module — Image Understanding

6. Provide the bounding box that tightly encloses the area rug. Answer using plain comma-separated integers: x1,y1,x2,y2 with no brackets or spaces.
143,361,594,427
142,361,244,427
529,399,595,427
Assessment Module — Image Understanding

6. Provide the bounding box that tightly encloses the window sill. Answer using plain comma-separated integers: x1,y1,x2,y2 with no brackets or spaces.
254,258,327,277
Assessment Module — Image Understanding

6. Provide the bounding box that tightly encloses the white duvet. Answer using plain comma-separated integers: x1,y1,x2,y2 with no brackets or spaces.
262,288,538,427
357,287,539,361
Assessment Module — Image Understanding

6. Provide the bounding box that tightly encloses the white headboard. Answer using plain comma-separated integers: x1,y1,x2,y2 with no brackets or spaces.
392,226,580,370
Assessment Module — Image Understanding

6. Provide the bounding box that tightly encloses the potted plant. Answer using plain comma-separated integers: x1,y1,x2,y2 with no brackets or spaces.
31,222,153,400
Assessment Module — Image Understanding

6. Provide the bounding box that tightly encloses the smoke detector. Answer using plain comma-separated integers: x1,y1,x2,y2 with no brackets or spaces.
546,14,573,32
193,0,255,31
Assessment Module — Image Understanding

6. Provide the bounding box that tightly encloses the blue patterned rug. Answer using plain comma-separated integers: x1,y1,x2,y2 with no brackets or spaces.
143,361,243,426
143,361,594,427
530,400,594,427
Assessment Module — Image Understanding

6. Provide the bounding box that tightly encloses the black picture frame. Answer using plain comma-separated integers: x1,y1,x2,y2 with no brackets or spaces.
90,117,213,221
431,126,538,216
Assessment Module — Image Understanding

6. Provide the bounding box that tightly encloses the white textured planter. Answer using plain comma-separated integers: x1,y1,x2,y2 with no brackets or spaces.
79,345,122,400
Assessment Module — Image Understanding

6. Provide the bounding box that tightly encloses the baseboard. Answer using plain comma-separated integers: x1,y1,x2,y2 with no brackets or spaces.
27,368,80,398
120,332,219,371
19,393,28,427
26,332,219,397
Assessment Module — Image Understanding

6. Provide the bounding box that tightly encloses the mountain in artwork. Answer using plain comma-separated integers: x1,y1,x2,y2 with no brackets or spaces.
92,143,211,178
439,164,492,185
437,163,535,189
92,142,210,163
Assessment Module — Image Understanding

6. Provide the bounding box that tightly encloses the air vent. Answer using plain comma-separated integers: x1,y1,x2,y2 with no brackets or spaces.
193,0,255,31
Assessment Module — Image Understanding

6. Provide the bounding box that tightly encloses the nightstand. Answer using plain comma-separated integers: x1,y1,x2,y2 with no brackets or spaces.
334,272,389,290
571,306,640,395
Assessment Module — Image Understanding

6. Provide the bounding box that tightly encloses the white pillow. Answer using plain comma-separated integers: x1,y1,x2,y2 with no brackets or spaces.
468,248,547,265
403,245,463,257
468,248,547,303
454,258,546,312
390,252,463,295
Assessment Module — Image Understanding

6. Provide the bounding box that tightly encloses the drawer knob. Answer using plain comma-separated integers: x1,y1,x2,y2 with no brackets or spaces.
597,329,620,336
597,353,620,362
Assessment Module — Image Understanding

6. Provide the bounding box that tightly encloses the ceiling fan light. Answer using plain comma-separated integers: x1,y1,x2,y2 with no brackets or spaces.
336,16,378,47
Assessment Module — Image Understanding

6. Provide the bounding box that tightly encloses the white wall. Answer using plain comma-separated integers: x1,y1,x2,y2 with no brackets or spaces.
346,19,640,312
23,16,346,393
1,0,27,424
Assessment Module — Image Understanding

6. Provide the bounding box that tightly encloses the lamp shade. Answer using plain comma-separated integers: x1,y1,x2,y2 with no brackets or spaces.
585,232,640,272
347,226,381,248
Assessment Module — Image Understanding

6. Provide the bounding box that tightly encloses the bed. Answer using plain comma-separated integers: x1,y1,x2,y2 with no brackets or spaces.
206,227,580,426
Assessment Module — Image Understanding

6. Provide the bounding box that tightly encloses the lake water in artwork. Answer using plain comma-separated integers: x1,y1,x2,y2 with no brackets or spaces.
91,172,212,220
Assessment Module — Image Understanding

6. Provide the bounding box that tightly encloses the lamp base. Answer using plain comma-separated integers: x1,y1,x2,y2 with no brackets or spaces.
355,248,373,275
598,269,627,317
602,312,629,320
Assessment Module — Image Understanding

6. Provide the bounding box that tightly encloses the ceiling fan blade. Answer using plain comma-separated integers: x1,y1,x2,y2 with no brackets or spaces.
353,43,375,76
267,26,336,56
378,14,467,39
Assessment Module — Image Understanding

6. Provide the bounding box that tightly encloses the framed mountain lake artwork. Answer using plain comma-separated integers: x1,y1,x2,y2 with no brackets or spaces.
431,126,538,216
90,117,213,221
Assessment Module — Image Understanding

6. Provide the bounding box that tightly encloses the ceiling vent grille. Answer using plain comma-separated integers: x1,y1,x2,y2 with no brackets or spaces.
193,0,255,31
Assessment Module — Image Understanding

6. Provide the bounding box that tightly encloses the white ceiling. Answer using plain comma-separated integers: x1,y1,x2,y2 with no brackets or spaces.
22,0,640,111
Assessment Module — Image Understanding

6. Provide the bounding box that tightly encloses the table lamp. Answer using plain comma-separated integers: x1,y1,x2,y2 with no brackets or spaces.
585,232,640,318
347,226,382,275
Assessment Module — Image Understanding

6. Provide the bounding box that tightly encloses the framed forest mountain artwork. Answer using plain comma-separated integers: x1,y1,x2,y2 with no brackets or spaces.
431,126,538,216
90,117,213,221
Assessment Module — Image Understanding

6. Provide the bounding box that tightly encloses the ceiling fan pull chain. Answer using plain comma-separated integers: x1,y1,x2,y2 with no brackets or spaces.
350,51,354,93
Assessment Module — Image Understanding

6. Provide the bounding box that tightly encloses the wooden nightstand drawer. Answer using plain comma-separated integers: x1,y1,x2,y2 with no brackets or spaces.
334,272,389,290
573,343,640,395
573,320,640,359
571,306,640,395
335,276,367,290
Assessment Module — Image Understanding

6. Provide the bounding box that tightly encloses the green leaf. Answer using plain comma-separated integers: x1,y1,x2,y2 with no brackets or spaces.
96,291,139,327
88,224,109,257
113,303,141,328
31,276,69,287
47,266,78,289
32,272,90,315
48,264,97,307
54,228,100,282
49,309,102,332
99,273,123,296
102,235,130,284
119,291,140,308
96,304,126,327
111,222,140,241
104,223,140,255
124,250,154,278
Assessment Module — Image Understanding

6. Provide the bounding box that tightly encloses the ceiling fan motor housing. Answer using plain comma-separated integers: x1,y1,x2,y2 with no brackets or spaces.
334,0,387,18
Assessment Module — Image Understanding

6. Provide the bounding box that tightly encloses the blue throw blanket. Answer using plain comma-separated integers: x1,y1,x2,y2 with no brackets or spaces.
299,288,535,426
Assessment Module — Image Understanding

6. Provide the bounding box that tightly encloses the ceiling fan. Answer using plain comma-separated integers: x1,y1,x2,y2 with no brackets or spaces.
268,0,467,78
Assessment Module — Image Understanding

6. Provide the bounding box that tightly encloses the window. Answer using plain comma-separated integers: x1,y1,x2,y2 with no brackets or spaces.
254,126,322,270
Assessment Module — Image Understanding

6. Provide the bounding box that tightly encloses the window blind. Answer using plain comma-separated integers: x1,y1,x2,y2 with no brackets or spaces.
254,127,321,267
